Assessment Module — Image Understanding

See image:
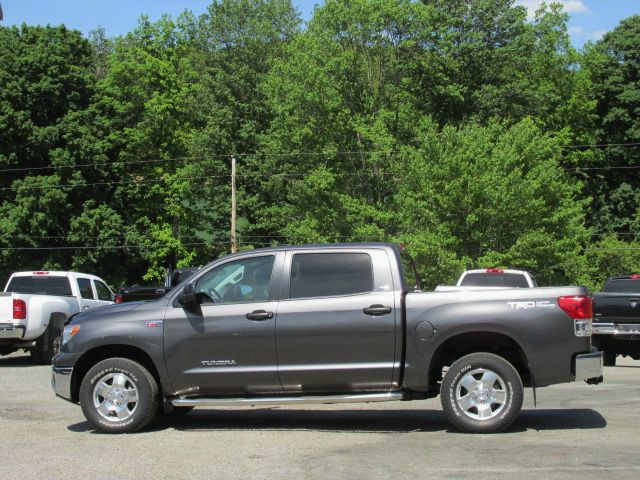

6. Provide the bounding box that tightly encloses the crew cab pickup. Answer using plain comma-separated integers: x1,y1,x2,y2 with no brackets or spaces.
1,271,114,363
592,274,640,366
52,243,603,434
436,268,538,292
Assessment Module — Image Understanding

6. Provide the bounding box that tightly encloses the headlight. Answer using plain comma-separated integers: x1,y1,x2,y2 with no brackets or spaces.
62,325,81,344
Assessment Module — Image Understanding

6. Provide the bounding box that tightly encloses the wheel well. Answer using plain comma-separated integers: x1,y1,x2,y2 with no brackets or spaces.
70,345,161,403
428,332,532,391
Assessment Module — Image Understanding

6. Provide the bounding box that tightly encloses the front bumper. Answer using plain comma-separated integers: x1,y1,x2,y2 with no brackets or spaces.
51,366,74,401
574,349,604,383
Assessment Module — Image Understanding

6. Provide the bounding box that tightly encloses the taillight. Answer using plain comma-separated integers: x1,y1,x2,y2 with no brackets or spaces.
630,274,640,279
115,294,123,304
558,295,592,337
13,299,26,319
485,268,504,274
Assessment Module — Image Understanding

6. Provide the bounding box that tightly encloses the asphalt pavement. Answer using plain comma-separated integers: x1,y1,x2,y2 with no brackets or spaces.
1,352,639,479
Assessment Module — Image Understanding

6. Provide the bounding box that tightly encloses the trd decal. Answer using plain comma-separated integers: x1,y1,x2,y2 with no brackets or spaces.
507,301,556,310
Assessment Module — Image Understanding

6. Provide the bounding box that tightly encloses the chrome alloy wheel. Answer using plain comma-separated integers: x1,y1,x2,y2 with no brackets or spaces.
92,373,139,422
455,368,508,421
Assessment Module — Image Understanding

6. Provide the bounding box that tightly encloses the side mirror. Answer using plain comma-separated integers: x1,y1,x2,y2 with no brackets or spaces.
178,283,198,307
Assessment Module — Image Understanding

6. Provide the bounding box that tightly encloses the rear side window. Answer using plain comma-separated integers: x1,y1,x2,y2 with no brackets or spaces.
461,273,529,288
289,253,373,299
77,278,95,299
602,279,640,293
6,276,72,296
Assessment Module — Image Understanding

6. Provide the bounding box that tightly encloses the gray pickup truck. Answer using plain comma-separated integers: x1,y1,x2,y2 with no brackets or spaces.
52,243,603,434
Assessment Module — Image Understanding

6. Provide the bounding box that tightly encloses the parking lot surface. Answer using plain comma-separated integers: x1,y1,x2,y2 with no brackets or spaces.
1,352,639,480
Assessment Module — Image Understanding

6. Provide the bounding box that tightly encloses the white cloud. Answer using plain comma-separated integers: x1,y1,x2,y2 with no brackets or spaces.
569,26,584,35
515,1,592,18
589,29,607,41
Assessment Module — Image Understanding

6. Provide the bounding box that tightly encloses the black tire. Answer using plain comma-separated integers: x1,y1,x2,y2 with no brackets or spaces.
441,352,523,433
30,349,45,364
80,358,158,434
31,326,63,365
603,350,617,367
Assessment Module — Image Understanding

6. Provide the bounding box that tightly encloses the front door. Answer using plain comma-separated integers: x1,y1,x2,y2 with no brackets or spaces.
164,253,284,396
276,249,398,393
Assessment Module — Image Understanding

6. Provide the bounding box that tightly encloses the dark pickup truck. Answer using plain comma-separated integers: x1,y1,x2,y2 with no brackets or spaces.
115,267,199,303
52,243,603,434
592,274,640,366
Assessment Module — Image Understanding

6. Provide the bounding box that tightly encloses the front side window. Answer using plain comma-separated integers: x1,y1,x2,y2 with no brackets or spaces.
77,278,95,299
94,281,113,301
289,252,373,299
195,255,275,304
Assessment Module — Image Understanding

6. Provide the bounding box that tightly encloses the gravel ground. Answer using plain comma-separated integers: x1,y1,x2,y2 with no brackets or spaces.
1,352,639,480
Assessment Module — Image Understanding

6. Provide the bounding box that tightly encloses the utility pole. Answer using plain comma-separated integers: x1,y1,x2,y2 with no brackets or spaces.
230,155,237,253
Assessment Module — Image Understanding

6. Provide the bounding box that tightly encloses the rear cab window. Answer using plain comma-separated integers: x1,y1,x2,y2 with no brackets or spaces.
602,279,640,293
460,273,530,288
6,275,72,296
289,252,373,298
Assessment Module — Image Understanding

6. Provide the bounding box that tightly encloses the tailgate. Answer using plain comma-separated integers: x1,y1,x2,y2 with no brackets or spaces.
0,292,14,323
594,293,640,323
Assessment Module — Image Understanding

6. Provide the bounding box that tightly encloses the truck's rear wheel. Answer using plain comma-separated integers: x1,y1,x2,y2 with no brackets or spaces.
441,353,523,433
31,325,63,365
80,358,158,433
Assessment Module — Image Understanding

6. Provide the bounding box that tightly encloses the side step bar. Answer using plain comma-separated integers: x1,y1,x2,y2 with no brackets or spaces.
172,392,403,407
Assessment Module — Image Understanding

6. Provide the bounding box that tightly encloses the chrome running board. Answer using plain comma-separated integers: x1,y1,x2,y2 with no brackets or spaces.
171,392,403,407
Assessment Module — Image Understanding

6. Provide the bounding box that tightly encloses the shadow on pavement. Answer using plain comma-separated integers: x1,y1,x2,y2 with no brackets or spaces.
0,354,35,367
67,407,606,434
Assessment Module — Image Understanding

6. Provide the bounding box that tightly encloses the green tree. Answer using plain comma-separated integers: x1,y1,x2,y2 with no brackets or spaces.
585,15,640,235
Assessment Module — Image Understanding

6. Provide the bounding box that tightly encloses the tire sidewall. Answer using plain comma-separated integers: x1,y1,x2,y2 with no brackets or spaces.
442,353,523,433
80,359,157,433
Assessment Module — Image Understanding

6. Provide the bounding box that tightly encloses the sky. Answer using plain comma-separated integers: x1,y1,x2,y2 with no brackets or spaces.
0,0,638,48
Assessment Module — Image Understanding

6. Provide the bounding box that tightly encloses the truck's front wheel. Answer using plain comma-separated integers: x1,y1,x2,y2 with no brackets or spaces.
441,353,523,433
80,358,158,433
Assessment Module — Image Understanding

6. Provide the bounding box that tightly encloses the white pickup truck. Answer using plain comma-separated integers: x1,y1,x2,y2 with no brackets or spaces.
435,268,538,292
0,271,114,363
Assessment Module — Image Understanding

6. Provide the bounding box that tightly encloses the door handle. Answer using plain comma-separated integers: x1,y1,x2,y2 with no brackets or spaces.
246,310,274,321
363,304,392,316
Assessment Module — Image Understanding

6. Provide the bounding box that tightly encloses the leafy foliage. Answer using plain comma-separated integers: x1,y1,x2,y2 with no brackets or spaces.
0,2,638,291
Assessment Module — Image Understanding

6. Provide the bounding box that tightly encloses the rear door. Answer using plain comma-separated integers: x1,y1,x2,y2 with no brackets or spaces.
275,248,398,393
75,277,103,312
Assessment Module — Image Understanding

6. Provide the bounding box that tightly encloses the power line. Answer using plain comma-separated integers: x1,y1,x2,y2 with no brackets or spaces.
0,171,398,192
0,142,638,175
561,142,640,149
0,150,400,175
0,241,278,251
